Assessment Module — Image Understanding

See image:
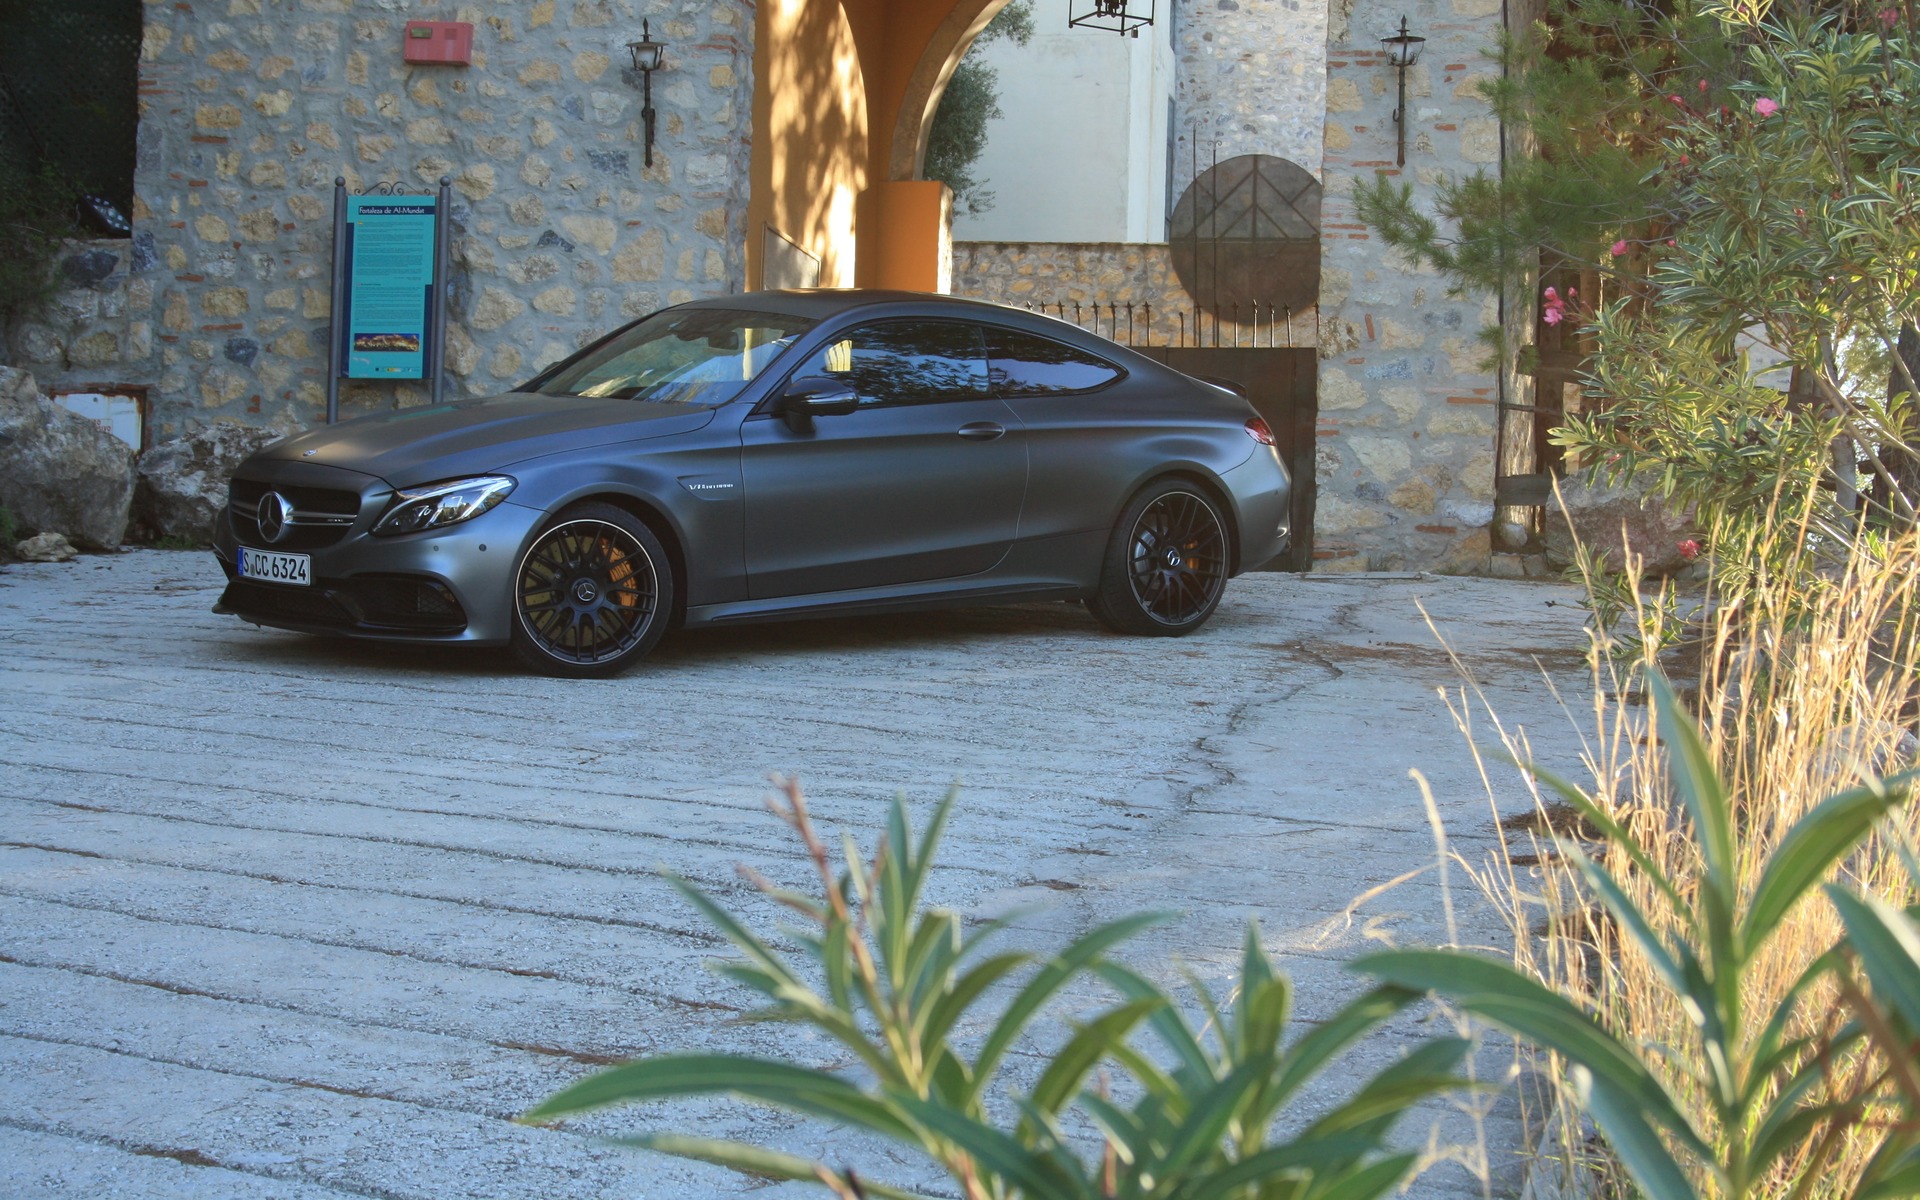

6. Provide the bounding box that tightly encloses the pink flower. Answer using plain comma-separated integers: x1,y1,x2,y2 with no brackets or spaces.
1678,539,1702,561
1879,7,1899,26
1754,97,1779,117
1611,239,1629,257
1698,79,1709,92
1542,286,1569,326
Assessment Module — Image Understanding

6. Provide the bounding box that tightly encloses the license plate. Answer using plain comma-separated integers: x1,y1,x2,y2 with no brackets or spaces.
237,547,312,587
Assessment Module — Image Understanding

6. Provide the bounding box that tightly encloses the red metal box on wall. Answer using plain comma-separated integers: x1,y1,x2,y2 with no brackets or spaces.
402,21,472,66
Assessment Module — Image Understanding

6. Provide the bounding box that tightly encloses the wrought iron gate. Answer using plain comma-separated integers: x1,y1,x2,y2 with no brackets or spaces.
1133,346,1318,572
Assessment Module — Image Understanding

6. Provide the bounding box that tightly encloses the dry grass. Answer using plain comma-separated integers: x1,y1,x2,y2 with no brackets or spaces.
1443,517,1920,1199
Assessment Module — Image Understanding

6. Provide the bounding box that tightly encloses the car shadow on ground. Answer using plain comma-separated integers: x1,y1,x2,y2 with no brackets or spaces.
206,599,1118,679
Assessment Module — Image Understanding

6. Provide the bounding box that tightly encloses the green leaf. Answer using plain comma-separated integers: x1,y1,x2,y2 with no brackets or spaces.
891,1091,1094,1200
919,950,1029,1051
1307,1152,1420,1200
1095,961,1216,1081
1080,1090,1149,1167
1566,844,1690,1001
612,1134,835,1187
1827,885,1920,1032
1747,946,1850,1093
1519,758,1690,919
520,1053,917,1143
617,1132,966,1199
1264,985,1421,1122
966,910,1173,1102
1570,1067,1705,1200
1145,1056,1273,1197
1302,1038,1472,1140
1354,949,1710,1161
1172,1131,1384,1200
1858,1143,1920,1200
667,875,804,993
1234,923,1286,1061
1746,1101,1852,1182
1645,672,1740,975
1743,769,1918,953
901,908,961,1014
1028,996,1165,1117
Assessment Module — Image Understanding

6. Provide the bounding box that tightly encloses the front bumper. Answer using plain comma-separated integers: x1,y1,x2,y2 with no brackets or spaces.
212,494,546,645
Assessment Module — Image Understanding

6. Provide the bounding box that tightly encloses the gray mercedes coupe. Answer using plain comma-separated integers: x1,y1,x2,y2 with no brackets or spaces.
213,291,1292,677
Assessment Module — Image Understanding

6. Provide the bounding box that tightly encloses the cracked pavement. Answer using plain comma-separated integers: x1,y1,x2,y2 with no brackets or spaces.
0,550,1595,1199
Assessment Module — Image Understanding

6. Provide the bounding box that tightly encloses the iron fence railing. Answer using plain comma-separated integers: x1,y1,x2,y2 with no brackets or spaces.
1018,300,1310,349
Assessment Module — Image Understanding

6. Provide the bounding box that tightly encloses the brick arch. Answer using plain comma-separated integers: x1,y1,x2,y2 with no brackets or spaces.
886,0,1016,181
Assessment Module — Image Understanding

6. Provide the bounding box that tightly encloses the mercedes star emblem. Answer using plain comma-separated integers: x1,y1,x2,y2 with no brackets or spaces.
257,491,293,543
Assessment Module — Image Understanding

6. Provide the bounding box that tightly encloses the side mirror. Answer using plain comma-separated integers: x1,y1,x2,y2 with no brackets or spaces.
779,375,860,431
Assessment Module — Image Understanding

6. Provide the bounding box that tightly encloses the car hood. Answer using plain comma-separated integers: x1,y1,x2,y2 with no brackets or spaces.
253,393,719,486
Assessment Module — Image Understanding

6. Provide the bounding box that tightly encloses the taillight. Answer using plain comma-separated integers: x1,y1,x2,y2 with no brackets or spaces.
1244,417,1276,446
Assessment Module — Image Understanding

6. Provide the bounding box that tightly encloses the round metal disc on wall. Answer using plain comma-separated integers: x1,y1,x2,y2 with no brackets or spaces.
1170,154,1322,316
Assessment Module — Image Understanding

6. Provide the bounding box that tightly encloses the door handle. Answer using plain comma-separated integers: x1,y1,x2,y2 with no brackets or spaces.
956,422,1005,441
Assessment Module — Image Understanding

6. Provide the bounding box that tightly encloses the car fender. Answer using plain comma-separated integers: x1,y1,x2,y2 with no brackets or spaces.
495,434,749,606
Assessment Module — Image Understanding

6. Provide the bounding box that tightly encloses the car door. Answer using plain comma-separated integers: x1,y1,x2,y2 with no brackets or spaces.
739,319,1027,599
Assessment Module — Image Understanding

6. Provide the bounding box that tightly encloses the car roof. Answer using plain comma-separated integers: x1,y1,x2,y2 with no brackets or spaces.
682,288,1054,323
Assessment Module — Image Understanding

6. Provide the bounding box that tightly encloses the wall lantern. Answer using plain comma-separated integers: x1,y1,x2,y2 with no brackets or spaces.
1381,16,1425,167
626,19,667,167
1068,0,1155,37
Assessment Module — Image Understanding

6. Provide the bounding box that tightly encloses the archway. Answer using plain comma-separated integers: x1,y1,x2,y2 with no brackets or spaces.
886,0,1015,182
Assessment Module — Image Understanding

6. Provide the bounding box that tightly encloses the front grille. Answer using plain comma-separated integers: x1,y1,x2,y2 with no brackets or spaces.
337,575,468,631
220,575,467,635
228,479,362,549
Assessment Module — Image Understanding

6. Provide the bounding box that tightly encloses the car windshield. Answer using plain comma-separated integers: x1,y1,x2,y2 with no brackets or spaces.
535,308,815,405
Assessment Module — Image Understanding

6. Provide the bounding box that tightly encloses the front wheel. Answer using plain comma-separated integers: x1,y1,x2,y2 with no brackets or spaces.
510,503,674,677
1086,481,1230,636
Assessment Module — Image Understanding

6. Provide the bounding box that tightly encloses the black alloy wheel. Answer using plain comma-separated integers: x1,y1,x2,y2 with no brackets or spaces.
1087,481,1229,635
511,502,674,677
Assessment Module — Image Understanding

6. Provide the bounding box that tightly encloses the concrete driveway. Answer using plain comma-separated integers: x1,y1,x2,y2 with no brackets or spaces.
0,550,1593,1199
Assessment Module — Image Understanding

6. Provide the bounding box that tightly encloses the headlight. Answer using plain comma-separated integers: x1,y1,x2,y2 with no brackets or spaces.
373,475,516,536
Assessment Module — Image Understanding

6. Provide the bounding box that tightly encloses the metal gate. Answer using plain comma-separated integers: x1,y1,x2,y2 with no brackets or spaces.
1015,300,1319,572
1134,346,1318,572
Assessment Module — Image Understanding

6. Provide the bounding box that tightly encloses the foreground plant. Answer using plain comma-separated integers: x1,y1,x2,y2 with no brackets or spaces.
524,782,1474,1199
1361,672,1920,1200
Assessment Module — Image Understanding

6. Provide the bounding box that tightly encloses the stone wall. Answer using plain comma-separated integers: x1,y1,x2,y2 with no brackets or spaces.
1311,0,1503,572
3,240,149,399
7,0,755,442
953,240,1317,348
1174,0,1329,187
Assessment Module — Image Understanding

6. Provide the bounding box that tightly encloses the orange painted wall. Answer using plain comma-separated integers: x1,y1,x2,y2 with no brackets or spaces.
749,0,1008,293
746,0,868,288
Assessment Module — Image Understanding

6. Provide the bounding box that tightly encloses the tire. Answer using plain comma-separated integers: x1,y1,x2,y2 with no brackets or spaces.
1086,480,1230,636
510,502,674,677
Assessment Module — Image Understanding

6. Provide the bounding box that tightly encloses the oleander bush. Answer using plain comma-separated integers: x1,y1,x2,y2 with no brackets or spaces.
1406,523,1920,1199
524,782,1477,1200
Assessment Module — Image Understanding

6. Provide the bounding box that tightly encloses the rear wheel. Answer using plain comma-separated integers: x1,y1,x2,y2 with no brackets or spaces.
1086,481,1229,636
511,503,673,677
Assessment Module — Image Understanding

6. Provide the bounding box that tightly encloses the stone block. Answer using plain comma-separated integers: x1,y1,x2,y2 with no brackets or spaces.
135,422,281,544
532,285,576,315
0,367,136,549
1544,475,1700,576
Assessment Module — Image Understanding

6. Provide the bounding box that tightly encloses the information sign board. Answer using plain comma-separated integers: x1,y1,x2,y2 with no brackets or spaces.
343,195,438,379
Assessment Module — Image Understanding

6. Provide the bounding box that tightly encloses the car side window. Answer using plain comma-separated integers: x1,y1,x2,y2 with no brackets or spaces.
985,327,1125,397
788,320,989,407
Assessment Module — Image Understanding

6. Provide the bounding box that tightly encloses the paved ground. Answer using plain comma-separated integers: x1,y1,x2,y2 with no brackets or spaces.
0,550,1594,1199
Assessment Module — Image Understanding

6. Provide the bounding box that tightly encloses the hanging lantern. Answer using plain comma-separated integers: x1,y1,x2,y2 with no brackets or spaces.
1067,0,1155,37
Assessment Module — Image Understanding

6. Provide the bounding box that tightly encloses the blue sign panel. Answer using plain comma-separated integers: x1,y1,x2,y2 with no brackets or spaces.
344,196,437,379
